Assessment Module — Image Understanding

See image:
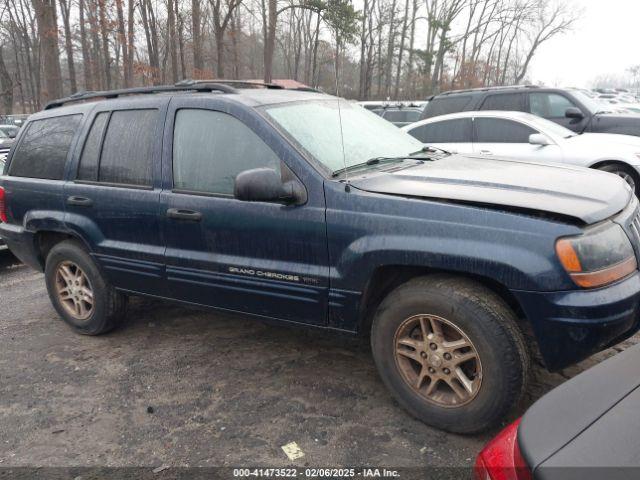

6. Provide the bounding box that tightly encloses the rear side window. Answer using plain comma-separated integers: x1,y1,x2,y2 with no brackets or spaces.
408,119,472,143
9,114,82,179
474,118,536,143
77,112,109,181
77,110,157,186
480,93,525,112
423,96,472,118
172,109,281,195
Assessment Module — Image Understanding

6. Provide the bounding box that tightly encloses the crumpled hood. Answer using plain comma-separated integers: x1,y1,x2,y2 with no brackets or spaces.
349,155,632,224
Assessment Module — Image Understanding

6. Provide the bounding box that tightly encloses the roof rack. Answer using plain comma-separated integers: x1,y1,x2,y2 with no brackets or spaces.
437,84,541,96
44,82,237,110
176,79,284,89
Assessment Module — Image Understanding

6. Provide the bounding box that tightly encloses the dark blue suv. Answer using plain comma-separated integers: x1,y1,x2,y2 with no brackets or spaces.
1,83,639,434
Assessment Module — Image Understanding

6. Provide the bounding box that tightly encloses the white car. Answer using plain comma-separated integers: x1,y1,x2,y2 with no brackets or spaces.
402,110,640,194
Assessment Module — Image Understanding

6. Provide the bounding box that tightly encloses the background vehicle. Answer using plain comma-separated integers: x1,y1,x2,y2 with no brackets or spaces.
475,343,640,480
421,85,640,137
372,104,424,127
0,125,20,138
403,110,640,194
1,83,639,435
0,129,14,172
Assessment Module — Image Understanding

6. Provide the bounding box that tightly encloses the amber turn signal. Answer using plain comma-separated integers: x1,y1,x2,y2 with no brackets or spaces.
555,239,582,273
570,257,638,289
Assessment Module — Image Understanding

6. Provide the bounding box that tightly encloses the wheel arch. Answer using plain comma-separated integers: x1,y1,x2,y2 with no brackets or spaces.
358,265,529,337
33,230,92,270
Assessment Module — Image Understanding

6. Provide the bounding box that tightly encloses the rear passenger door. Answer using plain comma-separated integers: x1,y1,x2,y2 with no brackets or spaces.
64,99,168,295
160,98,329,326
405,118,473,154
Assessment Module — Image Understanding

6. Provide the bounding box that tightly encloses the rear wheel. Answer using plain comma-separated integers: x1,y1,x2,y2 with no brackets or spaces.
371,275,529,434
597,164,639,196
45,240,127,335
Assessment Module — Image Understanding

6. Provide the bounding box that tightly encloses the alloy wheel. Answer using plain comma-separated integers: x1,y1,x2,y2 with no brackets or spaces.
394,314,482,408
55,261,94,321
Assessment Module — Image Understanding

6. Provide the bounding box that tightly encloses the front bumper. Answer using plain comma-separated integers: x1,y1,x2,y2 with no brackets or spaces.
513,273,640,371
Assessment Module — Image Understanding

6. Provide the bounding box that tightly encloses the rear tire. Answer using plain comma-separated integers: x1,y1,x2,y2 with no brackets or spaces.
597,164,639,196
371,275,529,434
45,240,127,335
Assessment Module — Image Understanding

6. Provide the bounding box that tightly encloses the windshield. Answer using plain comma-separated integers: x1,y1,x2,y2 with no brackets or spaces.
264,100,424,174
0,129,8,139
571,90,608,114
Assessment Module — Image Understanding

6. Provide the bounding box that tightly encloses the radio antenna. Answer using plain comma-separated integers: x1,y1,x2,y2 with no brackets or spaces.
334,41,349,191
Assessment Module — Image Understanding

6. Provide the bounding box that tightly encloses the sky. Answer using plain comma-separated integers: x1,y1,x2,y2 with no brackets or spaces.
528,0,640,88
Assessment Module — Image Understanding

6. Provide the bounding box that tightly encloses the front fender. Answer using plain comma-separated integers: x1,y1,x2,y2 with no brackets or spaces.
325,183,581,294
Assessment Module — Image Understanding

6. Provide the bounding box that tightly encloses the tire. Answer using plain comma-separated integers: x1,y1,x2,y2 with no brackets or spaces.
370,274,529,434
598,164,640,196
44,240,127,335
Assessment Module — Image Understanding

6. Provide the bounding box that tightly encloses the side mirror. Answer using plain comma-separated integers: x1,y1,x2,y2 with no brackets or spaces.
528,133,552,146
565,107,584,119
234,168,305,205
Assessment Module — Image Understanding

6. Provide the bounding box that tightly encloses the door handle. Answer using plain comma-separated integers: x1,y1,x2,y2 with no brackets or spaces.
67,196,93,207
166,208,202,222
480,150,493,155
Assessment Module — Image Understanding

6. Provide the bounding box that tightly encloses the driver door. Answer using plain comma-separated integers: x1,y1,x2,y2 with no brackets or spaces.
160,98,329,326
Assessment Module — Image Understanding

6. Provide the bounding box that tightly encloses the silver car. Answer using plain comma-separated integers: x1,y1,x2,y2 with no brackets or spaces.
403,110,640,194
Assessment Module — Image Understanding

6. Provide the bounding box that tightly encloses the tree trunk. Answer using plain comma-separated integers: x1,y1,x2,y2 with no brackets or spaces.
78,0,94,90
97,0,111,89
115,0,129,87
58,0,77,93
125,0,135,85
32,0,63,101
0,47,14,114
167,0,178,82
263,0,276,83
192,0,203,75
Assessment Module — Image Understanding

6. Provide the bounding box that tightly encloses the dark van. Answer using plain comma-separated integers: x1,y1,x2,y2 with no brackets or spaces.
1,83,639,434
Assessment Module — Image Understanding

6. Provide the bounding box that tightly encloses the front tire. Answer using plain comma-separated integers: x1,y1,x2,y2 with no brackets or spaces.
45,240,127,335
371,275,529,434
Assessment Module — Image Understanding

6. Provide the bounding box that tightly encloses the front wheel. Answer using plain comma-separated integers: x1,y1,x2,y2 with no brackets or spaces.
371,275,529,434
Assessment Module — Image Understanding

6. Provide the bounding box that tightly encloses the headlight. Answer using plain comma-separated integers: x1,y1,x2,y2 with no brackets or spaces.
556,222,637,288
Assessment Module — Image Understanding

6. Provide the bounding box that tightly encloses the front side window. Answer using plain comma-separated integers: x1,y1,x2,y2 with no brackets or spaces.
529,93,578,118
9,114,82,179
474,118,537,143
264,100,423,173
172,109,281,195
408,119,472,144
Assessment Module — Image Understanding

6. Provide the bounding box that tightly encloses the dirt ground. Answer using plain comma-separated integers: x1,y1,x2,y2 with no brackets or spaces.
0,247,637,473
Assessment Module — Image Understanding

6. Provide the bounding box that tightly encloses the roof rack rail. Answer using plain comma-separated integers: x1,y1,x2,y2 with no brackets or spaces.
437,84,541,96
44,82,237,110
176,79,284,89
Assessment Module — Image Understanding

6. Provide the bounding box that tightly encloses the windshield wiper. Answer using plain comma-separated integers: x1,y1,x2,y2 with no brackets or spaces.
331,157,407,177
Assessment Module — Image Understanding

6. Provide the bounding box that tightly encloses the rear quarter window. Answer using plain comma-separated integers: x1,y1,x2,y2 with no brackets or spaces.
423,96,472,118
8,114,82,179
